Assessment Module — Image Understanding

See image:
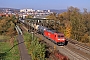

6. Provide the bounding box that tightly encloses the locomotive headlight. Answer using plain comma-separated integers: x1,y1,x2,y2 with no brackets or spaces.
58,39,65,40
62,39,65,40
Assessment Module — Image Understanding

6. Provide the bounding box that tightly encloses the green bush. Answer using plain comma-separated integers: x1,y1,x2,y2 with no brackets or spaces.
0,36,20,60
23,32,46,60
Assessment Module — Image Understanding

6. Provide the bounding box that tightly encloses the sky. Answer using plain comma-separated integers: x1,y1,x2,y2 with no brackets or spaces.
0,0,90,11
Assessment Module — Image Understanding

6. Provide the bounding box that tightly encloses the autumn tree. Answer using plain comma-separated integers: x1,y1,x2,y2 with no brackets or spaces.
64,6,89,42
46,13,57,20
0,15,17,36
26,15,33,19
46,6,90,43
30,37,45,60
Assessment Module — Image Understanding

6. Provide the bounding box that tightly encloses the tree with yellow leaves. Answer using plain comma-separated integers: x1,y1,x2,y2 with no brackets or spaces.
0,15,17,36
64,21,72,38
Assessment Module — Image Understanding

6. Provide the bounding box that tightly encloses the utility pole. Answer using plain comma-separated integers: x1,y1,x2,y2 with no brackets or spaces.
31,32,34,40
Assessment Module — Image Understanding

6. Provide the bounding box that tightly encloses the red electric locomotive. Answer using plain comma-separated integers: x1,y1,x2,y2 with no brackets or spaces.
44,29,66,45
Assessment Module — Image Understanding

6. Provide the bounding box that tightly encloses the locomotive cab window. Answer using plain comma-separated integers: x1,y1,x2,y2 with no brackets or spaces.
58,35,64,38
55,35,56,37
60,35,64,37
58,35,60,38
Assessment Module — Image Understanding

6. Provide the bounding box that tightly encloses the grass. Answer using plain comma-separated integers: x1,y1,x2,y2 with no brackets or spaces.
0,36,20,60
23,32,38,54
23,32,32,53
0,35,10,42
23,32,46,60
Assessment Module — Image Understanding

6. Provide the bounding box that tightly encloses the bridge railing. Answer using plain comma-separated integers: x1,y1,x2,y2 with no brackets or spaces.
15,25,22,35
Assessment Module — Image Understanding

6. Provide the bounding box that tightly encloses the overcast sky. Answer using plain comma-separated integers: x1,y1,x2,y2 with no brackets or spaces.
0,0,90,11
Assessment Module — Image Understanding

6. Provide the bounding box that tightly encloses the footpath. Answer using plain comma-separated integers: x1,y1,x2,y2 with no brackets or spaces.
17,34,31,60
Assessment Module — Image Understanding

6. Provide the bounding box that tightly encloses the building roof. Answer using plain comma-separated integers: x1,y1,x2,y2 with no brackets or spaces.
33,15,48,19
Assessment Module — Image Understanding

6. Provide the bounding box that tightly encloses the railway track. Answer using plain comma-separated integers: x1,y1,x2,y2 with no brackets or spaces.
39,33,90,60
20,24,90,60
20,25,69,60
40,34,90,60
67,39,90,56
58,46,89,60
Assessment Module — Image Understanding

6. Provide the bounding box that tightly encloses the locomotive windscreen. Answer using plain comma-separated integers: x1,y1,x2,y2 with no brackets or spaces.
58,35,64,38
